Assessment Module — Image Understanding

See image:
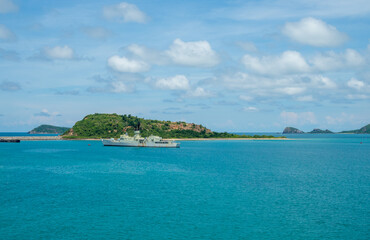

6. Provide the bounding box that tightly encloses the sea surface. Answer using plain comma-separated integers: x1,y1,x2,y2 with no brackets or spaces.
0,133,369,239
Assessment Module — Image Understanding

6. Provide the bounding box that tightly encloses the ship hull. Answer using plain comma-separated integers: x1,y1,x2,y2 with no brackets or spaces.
102,139,180,148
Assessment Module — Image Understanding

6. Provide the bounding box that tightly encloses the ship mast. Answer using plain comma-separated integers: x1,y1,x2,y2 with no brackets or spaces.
134,121,141,135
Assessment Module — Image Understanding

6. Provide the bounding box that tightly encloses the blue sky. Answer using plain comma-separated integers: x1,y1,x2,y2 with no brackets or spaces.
0,0,369,132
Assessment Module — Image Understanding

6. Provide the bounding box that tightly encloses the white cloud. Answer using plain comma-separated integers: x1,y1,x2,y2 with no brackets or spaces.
243,106,258,112
219,71,341,102
345,49,365,66
241,48,364,76
311,49,365,72
126,40,219,67
282,17,348,47
153,75,214,97
280,111,317,125
108,55,150,73
103,2,147,23
221,72,285,94
155,75,190,90
165,39,220,67
0,0,18,13
185,87,214,98
347,78,365,90
310,75,336,89
0,24,16,41
43,46,74,60
242,51,310,75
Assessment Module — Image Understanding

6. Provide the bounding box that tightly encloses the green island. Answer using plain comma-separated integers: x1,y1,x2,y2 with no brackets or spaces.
282,124,370,134
340,124,370,134
29,124,70,134
309,128,333,134
62,113,282,139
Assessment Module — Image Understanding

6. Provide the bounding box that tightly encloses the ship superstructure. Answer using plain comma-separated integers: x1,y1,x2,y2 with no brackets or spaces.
102,131,180,148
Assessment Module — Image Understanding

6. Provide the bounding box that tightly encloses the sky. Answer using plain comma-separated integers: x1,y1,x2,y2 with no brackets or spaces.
0,0,369,132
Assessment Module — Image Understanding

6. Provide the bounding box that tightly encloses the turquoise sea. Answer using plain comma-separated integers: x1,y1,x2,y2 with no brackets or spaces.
0,134,369,239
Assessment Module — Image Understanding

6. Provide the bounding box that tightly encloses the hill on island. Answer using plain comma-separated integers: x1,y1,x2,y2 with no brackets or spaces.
283,127,304,134
309,128,333,134
63,113,278,139
29,124,70,134
340,124,370,134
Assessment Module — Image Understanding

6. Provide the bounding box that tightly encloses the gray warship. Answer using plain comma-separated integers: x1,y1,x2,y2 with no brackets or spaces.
102,131,180,148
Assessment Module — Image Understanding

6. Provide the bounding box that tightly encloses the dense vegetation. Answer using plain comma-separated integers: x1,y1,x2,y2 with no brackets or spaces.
29,124,70,134
340,124,370,134
63,113,280,139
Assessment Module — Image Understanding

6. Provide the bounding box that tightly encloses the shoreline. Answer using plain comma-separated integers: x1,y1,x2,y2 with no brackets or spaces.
0,136,62,141
0,136,288,141
165,138,288,141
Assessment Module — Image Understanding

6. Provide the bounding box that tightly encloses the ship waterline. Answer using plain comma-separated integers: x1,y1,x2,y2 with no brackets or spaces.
101,131,180,148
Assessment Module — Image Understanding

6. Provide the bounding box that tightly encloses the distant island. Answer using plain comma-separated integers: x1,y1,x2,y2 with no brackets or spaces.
283,127,333,134
283,127,304,134
340,124,370,134
63,113,281,139
309,128,333,134
283,124,369,134
29,125,70,135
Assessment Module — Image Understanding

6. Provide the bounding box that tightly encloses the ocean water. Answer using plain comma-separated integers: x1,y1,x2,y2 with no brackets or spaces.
0,135,369,239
